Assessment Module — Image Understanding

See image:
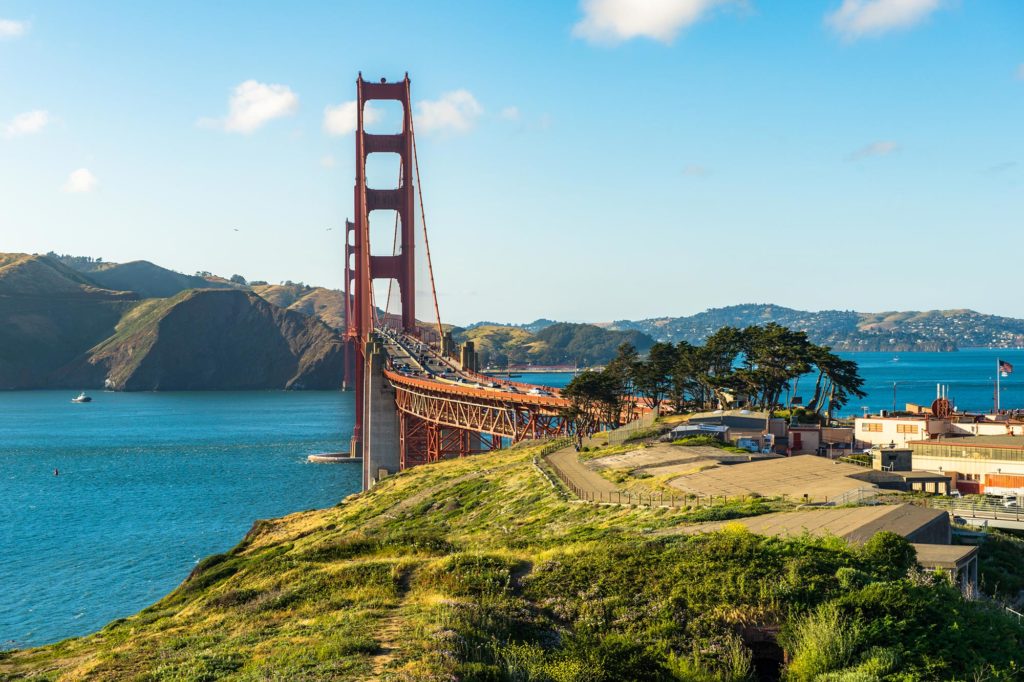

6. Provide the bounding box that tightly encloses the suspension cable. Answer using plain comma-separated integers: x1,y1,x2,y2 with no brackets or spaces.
407,88,445,351
383,159,403,328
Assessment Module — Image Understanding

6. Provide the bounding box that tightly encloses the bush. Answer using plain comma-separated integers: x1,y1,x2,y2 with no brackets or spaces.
858,532,917,580
783,602,862,681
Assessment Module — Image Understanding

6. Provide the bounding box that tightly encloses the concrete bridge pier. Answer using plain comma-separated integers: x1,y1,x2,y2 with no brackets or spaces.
362,342,401,490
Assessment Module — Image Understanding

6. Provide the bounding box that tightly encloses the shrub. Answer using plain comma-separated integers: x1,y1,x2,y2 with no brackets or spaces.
783,602,862,681
858,532,917,580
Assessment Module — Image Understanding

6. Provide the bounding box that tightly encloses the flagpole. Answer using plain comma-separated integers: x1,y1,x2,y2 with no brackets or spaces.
996,358,1001,413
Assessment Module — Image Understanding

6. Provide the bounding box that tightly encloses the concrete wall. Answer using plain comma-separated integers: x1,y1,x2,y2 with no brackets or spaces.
904,513,951,545
363,343,401,490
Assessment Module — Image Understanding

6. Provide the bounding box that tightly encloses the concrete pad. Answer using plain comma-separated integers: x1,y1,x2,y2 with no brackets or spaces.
588,444,722,470
690,504,950,544
668,454,870,501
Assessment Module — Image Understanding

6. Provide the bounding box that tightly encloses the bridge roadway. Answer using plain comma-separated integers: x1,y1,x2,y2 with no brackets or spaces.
367,328,574,472
377,327,563,398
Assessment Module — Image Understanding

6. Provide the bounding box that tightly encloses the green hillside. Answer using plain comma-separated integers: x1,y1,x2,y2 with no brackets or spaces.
0,254,139,388
2,442,1021,680
0,253,345,390
457,322,654,367
81,289,345,391
80,260,236,299
252,283,346,330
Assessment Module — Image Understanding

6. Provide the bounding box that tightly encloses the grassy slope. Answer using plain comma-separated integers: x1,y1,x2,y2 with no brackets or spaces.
460,324,548,360
84,261,234,299
0,254,140,387
85,291,200,384
3,443,1023,681
252,284,346,330
0,253,131,298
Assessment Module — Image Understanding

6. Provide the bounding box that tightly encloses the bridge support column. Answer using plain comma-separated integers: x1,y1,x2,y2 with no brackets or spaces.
363,343,401,490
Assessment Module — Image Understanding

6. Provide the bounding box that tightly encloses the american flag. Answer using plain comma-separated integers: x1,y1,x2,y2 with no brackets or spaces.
999,359,1013,377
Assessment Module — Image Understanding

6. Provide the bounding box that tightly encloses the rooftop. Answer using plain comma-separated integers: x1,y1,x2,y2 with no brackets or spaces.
911,543,979,570
910,435,1024,450
689,503,949,544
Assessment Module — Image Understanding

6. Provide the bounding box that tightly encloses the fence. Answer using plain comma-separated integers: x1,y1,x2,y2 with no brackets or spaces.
926,497,1024,523
604,406,661,446
830,487,880,506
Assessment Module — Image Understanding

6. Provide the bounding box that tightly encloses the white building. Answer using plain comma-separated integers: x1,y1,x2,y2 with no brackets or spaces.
855,414,1024,449
908,436,1024,495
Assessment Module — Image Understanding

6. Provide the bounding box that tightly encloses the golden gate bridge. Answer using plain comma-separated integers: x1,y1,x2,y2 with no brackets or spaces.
341,74,576,490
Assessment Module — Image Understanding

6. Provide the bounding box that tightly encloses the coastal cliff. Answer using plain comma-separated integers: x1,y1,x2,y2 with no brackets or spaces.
82,289,344,391
0,253,345,391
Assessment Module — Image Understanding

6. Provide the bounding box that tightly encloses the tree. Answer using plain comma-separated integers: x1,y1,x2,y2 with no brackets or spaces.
807,346,866,424
229,274,247,285
633,342,677,409
563,370,624,433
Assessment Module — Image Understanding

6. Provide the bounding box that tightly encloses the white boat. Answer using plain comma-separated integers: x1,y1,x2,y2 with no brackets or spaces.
71,391,92,403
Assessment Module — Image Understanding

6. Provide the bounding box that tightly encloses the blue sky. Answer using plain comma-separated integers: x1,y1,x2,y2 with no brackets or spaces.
0,1,1021,325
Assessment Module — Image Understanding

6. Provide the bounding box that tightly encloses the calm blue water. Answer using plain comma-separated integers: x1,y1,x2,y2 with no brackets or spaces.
518,348,1024,415
0,391,358,649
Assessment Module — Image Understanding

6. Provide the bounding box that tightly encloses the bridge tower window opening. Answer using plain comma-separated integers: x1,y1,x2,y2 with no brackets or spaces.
361,98,405,136
372,278,402,328
364,152,403,191
368,209,403,258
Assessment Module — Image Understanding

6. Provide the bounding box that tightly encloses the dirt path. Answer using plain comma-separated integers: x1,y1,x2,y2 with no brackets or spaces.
546,446,619,497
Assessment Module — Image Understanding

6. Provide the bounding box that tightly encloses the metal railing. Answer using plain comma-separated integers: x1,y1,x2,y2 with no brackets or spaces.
830,487,880,506
926,497,1024,522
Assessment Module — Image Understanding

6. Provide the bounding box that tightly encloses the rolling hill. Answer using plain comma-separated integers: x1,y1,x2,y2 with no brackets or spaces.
251,283,345,330
78,289,344,391
609,304,1024,351
455,322,654,367
0,253,345,390
0,254,139,389
52,253,237,299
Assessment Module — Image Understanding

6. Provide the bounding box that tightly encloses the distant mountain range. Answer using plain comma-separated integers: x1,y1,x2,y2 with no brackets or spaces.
606,304,1024,352
5,253,1023,390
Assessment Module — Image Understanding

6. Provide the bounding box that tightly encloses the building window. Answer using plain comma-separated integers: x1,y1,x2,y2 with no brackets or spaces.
896,424,919,434
862,423,883,432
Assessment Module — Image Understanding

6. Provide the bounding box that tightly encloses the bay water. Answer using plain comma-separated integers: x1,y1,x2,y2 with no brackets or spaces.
1,391,357,649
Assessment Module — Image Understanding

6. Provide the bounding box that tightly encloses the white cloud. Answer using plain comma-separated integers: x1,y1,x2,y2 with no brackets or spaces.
0,18,28,38
849,140,899,160
416,90,483,133
323,100,381,136
320,154,336,168
62,168,98,193
826,0,941,40
3,110,50,138
500,106,521,121
572,0,736,44
202,80,299,134
682,164,710,177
